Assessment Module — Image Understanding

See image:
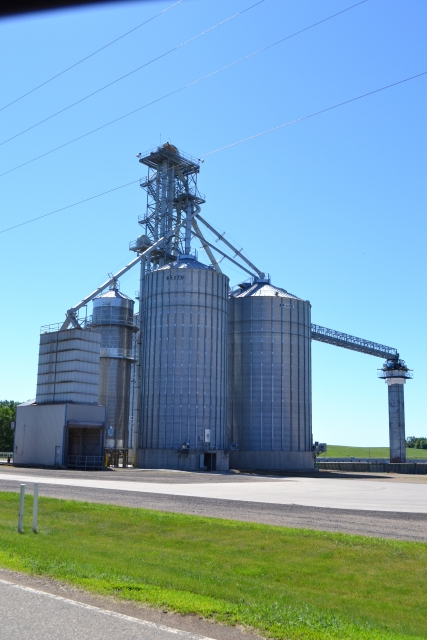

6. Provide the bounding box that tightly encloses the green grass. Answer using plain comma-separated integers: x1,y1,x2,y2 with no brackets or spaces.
317,445,427,459
0,492,426,640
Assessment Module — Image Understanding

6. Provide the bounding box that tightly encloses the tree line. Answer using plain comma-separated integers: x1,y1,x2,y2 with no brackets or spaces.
0,400,19,451
406,436,427,450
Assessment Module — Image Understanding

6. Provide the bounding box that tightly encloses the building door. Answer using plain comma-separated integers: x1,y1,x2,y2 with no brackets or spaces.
204,453,216,471
81,428,102,456
67,428,102,456
54,446,61,466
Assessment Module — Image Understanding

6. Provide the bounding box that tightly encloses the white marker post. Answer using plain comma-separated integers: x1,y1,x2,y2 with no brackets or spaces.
18,484,25,533
32,483,39,533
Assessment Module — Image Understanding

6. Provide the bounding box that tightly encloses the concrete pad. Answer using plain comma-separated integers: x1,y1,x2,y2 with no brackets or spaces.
0,472,426,513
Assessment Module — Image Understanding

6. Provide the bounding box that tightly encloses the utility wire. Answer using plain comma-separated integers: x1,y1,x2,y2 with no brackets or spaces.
0,0,183,113
0,0,265,147
201,70,427,158
1,66,426,236
0,179,141,234
0,0,367,179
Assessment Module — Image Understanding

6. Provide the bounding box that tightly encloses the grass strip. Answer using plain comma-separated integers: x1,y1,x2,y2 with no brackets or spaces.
0,491,426,639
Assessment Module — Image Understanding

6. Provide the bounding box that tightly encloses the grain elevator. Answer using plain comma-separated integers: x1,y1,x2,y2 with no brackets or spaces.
15,143,411,470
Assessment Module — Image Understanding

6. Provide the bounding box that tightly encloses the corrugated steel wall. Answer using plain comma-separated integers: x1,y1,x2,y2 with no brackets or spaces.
139,259,229,453
228,284,313,469
98,358,132,448
36,329,101,404
93,293,134,449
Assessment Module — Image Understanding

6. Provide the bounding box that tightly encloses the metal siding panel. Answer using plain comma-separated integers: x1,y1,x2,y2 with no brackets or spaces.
91,296,135,450
140,262,228,456
36,329,101,405
228,284,312,462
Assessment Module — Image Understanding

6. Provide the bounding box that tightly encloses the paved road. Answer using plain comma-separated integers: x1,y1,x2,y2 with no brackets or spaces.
0,571,261,640
0,578,226,640
0,470,426,512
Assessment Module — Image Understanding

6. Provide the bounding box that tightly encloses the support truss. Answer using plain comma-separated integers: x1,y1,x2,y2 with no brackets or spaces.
311,324,399,360
135,144,205,263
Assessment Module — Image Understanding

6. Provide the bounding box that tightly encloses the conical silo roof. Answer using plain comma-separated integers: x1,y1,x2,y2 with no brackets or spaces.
231,280,304,301
157,255,215,271
94,288,133,301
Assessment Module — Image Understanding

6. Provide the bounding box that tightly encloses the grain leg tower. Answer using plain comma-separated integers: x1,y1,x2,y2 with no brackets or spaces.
131,144,229,470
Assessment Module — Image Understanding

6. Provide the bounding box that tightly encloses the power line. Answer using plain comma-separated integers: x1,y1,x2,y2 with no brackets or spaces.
0,0,183,113
0,0,265,147
0,0,367,179
201,70,427,158
1,67,426,236
0,180,140,234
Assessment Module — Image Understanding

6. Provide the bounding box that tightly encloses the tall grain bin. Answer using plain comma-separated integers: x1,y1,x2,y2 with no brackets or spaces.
138,254,229,471
92,288,135,452
228,278,313,470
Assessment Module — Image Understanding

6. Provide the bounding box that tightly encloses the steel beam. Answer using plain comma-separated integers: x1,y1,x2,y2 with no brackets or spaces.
61,222,187,330
191,230,256,278
191,218,222,272
195,214,264,278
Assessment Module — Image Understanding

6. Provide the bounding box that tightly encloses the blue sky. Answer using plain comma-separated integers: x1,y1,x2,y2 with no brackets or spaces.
0,0,425,446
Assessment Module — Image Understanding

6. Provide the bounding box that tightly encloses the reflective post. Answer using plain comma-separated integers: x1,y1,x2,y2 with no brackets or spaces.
18,484,25,533
32,483,39,533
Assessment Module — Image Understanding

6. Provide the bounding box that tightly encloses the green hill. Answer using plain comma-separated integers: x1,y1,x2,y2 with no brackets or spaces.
317,445,427,459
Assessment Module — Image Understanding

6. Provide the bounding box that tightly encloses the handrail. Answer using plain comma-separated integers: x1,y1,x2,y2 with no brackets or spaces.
68,455,104,470
100,347,136,360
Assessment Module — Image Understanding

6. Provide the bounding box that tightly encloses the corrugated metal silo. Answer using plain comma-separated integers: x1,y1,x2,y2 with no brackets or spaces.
92,288,135,450
228,279,313,470
138,255,229,470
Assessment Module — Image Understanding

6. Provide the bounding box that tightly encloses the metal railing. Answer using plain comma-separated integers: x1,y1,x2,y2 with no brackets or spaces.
40,317,99,334
100,347,136,360
68,455,104,470
0,452,13,464
138,145,205,181
89,313,136,328
378,369,413,380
